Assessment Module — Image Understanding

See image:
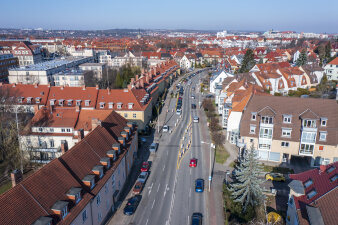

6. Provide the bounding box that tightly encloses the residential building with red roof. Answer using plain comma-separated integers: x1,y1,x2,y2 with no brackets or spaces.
286,162,338,225
0,112,138,225
324,57,338,80
239,95,338,165
0,53,19,82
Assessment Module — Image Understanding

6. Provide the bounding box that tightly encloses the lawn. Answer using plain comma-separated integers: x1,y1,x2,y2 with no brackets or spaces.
262,164,294,174
0,181,12,195
215,145,229,164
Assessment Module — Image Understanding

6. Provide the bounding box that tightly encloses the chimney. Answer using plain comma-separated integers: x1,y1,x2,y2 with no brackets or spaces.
140,79,144,88
112,143,121,154
91,118,101,130
60,86,64,90
48,82,51,88
96,84,99,90
127,84,132,90
12,83,16,87
136,75,139,81
61,140,68,154
11,170,23,187
107,88,110,95
118,136,125,146
77,129,84,141
75,105,80,112
82,85,86,90
319,165,327,173
34,83,38,88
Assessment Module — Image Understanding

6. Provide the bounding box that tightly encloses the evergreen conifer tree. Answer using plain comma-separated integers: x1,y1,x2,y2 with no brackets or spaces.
229,145,264,211
296,49,307,66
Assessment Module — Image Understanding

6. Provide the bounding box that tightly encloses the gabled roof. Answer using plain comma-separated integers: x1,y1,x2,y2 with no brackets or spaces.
299,109,319,120
257,106,276,117
327,57,338,65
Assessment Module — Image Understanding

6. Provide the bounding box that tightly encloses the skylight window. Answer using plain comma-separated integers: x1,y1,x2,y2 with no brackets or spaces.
327,166,335,174
330,175,337,182
304,179,313,188
307,189,317,199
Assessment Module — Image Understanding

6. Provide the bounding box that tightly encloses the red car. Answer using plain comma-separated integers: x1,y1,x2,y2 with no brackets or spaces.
133,181,144,194
140,162,150,172
189,158,197,167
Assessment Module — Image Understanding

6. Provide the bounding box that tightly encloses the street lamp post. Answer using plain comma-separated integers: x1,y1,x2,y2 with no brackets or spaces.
209,143,215,192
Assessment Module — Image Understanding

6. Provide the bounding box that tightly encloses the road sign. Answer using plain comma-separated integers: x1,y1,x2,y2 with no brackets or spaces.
209,176,212,181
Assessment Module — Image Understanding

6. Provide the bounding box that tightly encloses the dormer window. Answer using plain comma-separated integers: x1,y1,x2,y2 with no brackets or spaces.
108,102,113,109
82,175,96,190
128,103,133,109
51,201,69,220
76,100,82,106
50,99,55,105
26,97,33,104
35,97,41,104
303,119,316,128
67,100,73,106
92,165,104,179
58,99,64,106
117,103,122,109
283,115,292,123
327,166,335,174
85,100,90,107
307,189,317,199
99,102,105,109
66,187,82,205
320,118,327,127
304,179,313,188
251,112,257,121
17,97,24,103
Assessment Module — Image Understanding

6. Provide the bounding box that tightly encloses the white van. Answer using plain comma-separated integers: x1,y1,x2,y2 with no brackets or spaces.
176,108,182,115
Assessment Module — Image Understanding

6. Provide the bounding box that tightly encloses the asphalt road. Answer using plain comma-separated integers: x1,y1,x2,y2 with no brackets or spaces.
108,70,209,225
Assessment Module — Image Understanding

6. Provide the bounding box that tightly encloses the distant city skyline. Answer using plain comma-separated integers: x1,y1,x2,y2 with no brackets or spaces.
1,0,338,33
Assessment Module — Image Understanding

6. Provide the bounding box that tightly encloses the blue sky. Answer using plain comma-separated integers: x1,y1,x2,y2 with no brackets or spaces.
1,0,337,33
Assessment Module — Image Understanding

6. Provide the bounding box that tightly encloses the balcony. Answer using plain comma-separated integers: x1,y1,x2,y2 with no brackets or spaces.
299,144,314,156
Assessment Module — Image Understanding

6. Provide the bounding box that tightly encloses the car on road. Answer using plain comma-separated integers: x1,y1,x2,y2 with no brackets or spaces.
265,173,285,182
163,125,169,132
123,195,142,215
176,108,182,115
137,171,149,183
193,117,199,123
133,181,144,194
140,161,150,172
191,94,195,99
195,179,204,192
149,143,158,153
191,103,196,109
191,213,203,225
189,158,197,167
205,94,214,98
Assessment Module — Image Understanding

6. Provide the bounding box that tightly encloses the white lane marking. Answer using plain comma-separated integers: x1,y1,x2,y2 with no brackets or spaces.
157,183,161,192
151,199,155,209
163,164,166,172
145,219,149,225
164,183,169,197
189,188,191,198
148,182,153,196
187,216,190,225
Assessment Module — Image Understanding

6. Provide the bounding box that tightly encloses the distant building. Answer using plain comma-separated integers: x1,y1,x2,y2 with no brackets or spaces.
111,51,145,68
324,57,338,81
286,162,338,225
8,56,93,85
0,54,19,82
217,30,228,38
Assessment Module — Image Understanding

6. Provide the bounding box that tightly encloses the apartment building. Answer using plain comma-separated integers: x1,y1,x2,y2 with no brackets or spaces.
286,162,338,225
0,113,138,225
79,63,106,79
0,54,19,82
19,107,117,163
324,57,338,81
111,51,145,68
239,95,338,166
8,56,93,85
53,70,85,87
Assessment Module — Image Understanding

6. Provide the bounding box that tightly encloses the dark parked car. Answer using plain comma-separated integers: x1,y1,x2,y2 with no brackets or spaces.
191,103,196,109
123,195,142,215
195,179,204,192
191,212,203,225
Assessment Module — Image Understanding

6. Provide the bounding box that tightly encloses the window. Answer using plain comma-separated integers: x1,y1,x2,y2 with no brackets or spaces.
62,206,68,220
35,97,41,104
111,175,115,187
50,128,54,132
300,144,314,154
321,118,327,126
67,100,72,106
105,183,108,193
76,100,81,106
108,103,113,109
330,174,337,182
98,212,102,222
283,115,292,123
261,116,273,124
250,139,254,143
106,199,110,210
39,127,43,132
128,103,133,109
322,158,330,165
49,140,54,148
117,103,122,109
133,113,137,118
85,100,90,106
282,128,292,137
258,143,270,149
66,128,71,132
82,210,87,223
301,132,316,143
124,113,128,118
61,128,65,133
250,125,256,134
327,166,335,174
303,119,316,128
100,102,105,109
75,192,81,204
96,194,101,205
259,128,273,139
304,179,313,188
319,132,327,141
307,189,317,199
281,141,289,147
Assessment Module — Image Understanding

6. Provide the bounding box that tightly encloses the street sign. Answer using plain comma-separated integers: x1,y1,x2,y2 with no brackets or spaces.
209,176,212,181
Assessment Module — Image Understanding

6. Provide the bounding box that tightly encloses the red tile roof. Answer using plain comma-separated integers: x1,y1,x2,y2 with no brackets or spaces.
327,57,338,65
